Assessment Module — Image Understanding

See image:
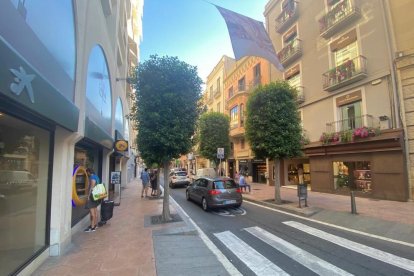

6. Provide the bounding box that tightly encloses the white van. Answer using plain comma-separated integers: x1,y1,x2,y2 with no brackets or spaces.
191,168,217,182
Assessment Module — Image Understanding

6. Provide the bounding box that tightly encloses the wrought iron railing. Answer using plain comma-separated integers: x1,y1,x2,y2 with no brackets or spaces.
326,114,378,133
278,38,302,66
322,55,367,91
319,0,360,37
226,76,262,102
275,0,298,33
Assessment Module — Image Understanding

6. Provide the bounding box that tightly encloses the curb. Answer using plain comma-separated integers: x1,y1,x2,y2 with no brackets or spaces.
243,197,321,217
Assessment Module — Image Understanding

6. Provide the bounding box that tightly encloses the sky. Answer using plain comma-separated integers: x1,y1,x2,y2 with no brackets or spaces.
139,0,270,87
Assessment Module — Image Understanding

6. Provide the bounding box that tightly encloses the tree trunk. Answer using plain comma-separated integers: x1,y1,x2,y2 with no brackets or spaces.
162,160,172,222
274,158,282,204
156,166,161,197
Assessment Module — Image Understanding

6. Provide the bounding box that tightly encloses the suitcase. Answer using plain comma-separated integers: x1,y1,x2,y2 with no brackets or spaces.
100,200,114,222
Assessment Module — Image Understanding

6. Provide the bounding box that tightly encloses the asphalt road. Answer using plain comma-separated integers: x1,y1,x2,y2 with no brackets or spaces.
169,186,414,276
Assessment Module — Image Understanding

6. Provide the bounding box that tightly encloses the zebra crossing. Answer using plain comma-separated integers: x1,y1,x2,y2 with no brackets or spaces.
214,221,414,276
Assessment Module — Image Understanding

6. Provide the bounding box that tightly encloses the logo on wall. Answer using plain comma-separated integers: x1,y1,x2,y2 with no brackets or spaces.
114,139,128,152
9,66,36,103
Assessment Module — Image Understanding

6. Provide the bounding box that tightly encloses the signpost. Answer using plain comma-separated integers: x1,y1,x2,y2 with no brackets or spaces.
217,148,224,176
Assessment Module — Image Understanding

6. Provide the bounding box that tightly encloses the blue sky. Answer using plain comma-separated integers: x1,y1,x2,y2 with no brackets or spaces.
140,0,270,85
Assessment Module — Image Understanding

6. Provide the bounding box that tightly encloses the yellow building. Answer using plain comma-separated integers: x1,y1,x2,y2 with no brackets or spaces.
264,0,408,201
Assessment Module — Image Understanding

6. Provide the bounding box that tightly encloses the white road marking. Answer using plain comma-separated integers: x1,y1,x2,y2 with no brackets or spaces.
166,187,242,276
215,231,290,276
211,207,247,217
245,226,353,276
245,201,414,248
284,221,414,273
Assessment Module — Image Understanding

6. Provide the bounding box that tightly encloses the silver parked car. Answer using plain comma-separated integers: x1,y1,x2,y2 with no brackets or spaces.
186,177,242,211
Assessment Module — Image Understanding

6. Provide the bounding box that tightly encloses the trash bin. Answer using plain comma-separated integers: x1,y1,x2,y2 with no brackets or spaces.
297,184,308,208
98,200,114,226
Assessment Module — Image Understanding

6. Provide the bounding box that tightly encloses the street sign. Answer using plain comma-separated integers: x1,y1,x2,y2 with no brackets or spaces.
217,148,224,159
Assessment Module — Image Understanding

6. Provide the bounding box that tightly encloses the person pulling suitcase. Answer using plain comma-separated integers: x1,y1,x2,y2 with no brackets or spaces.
98,199,114,226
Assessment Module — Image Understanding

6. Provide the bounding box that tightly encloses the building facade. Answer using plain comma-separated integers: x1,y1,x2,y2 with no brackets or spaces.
264,0,408,201
0,1,143,274
224,57,271,183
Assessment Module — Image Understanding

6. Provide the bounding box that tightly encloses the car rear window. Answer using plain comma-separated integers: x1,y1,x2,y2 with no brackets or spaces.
213,180,238,189
175,172,187,176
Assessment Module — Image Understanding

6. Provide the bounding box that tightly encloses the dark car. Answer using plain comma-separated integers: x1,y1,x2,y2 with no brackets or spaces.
186,177,242,211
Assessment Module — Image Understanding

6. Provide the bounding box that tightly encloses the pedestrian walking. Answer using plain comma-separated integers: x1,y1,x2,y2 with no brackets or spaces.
150,169,158,196
140,168,150,198
84,168,101,232
234,171,240,183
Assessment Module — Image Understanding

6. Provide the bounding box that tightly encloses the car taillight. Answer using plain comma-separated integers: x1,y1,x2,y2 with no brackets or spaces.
208,189,221,195
236,188,242,193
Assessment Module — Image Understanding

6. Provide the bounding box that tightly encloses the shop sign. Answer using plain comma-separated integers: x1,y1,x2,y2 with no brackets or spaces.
0,40,79,131
336,90,362,107
114,139,128,152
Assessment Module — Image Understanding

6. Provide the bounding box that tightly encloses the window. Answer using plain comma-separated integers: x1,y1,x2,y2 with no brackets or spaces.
217,102,220,113
209,86,213,99
339,101,362,130
334,41,358,66
0,112,51,275
287,72,301,88
228,86,234,98
333,161,372,192
213,180,237,189
240,103,244,127
230,105,239,128
238,77,246,91
253,64,261,85
240,138,245,149
217,78,221,92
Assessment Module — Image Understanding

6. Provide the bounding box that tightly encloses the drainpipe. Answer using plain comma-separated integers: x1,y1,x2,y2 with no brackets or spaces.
381,0,412,200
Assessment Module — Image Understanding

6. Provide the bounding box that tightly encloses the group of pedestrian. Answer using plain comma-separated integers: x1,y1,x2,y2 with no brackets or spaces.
234,170,251,193
140,168,159,198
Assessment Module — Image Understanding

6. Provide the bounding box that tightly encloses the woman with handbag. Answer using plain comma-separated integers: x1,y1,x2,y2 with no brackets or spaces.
85,168,101,232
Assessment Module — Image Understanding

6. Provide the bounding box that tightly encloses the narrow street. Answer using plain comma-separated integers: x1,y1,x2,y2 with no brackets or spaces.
169,186,414,275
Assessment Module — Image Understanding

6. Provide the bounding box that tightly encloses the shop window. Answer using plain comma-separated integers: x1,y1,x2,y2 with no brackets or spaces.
0,112,50,275
230,105,239,128
333,161,371,192
240,103,244,127
253,63,261,85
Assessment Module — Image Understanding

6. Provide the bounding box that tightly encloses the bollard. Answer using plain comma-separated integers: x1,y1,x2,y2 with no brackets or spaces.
350,191,357,214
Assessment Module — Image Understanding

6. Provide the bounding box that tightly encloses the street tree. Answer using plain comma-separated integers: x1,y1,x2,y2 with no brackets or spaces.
198,112,230,174
130,55,202,221
245,81,302,204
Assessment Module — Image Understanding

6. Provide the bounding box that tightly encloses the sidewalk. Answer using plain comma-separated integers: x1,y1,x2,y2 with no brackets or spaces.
33,179,414,275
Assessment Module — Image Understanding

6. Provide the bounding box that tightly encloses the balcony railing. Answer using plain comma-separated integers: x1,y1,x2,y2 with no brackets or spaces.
296,86,305,104
214,88,221,98
276,1,299,33
278,39,302,67
319,0,361,38
323,55,367,92
326,114,379,133
226,76,262,103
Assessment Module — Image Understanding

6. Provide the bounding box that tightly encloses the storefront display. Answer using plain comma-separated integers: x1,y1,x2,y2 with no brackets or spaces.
333,161,371,192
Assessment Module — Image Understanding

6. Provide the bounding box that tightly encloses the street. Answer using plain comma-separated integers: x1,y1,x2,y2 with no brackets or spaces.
169,186,414,276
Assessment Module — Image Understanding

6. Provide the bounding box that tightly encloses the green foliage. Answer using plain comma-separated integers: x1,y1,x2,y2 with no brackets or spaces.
129,55,203,165
198,112,230,163
245,81,302,160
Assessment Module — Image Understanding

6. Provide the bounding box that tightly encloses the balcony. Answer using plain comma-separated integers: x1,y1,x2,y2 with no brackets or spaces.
326,114,379,133
275,1,299,33
206,96,214,105
214,88,221,98
278,39,302,67
319,0,361,39
296,86,305,104
323,55,367,92
226,76,262,103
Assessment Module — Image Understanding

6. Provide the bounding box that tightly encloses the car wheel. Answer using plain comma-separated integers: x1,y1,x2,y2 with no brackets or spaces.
202,197,209,211
186,190,190,201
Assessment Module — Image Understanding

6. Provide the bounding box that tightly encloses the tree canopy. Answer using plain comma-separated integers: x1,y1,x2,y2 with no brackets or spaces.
245,81,302,160
198,112,230,164
131,55,203,165
245,81,302,204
